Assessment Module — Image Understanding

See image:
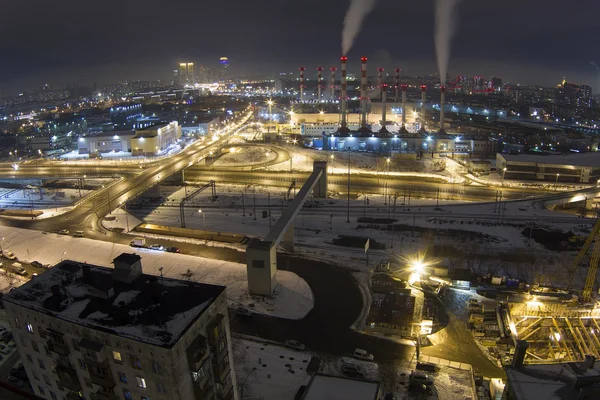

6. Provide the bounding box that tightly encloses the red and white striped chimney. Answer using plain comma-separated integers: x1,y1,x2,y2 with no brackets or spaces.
340,57,348,131
330,67,337,100
440,86,446,133
299,67,305,102
420,84,427,132
380,83,388,133
395,68,400,102
401,84,408,129
317,67,323,101
360,56,368,130
377,68,384,100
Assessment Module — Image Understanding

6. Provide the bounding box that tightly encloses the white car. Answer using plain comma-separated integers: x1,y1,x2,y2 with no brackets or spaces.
284,340,305,351
410,371,433,385
58,229,70,235
148,244,165,251
341,361,364,376
353,348,374,361
3,250,16,260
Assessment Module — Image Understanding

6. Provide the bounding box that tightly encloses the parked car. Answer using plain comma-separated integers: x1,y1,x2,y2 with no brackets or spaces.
58,229,70,235
166,246,180,253
73,230,85,237
7,376,26,388
233,306,252,317
410,371,433,386
353,348,374,361
130,237,145,247
3,250,16,260
341,361,364,377
149,244,165,251
284,340,305,351
31,261,44,268
12,262,27,276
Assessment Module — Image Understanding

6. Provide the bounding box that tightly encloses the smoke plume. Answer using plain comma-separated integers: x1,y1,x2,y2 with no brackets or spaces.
342,0,378,55
434,0,463,85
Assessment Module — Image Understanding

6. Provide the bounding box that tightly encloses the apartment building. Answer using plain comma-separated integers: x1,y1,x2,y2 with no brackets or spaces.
2,253,238,400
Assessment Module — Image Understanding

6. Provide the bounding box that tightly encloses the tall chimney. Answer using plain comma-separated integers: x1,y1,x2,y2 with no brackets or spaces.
340,57,348,132
419,84,427,133
360,56,368,131
380,83,388,133
330,67,337,100
395,68,400,102
299,67,305,102
317,67,323,101
377,68,384,100
439,86,446,133
400,84,408,133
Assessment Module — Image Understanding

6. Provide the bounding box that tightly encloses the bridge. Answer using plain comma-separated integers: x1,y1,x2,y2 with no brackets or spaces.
246,161,328,295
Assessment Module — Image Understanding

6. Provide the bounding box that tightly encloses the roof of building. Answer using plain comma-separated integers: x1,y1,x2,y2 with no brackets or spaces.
3,259,225,348
501,152,600,168
85,130,136,139
505,360,600,400
301,374,380,400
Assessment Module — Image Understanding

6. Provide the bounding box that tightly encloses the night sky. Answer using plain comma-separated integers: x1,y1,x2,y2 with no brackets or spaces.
2,0,600,94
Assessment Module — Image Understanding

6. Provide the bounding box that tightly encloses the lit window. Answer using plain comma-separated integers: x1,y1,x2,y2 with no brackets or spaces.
26,322,33,333
136,376,147,389
112,351,122,363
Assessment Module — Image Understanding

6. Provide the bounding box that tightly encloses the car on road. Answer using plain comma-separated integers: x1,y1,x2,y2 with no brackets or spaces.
410,371,433,386
3,250,16,260
341,361,364,377
166,246,180,253
148,244,165,251
8,376,26,388
284,340,305,351
353,348,374,361
233,306,252,317
73,230,85,237
58,229,70,235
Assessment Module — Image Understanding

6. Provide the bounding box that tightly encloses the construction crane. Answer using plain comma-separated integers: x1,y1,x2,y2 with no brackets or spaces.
569,218,600,303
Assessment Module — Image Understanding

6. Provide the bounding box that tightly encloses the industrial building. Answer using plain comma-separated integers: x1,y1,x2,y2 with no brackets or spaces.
77,130,136,154
2,254,238,400
498,152,600,183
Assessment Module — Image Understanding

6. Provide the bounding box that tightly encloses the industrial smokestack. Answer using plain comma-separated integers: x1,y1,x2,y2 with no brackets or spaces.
380,83,388,133
360,56,368,131
317,67,323,101
377,68,384,100
400,84,408,133
439,86,446,133
330,67,337,100
418,84,427,133
340,57,349,132
395,68,400,102
299,67,305,102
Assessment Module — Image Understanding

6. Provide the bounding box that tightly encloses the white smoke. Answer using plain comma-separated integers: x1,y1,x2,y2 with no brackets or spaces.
434,0,463,86
342,0,379,55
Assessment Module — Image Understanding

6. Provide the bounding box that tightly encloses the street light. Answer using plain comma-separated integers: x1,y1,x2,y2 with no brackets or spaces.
198,209,206,232
503,167,507,182
555,173,560,191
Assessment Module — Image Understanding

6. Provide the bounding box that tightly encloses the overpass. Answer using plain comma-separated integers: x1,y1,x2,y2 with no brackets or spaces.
246,161,328,295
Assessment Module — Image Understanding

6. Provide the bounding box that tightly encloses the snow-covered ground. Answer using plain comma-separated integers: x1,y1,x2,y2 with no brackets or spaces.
102,208,143,233
0,187,91,209
0,226,313,320
212,146,279,167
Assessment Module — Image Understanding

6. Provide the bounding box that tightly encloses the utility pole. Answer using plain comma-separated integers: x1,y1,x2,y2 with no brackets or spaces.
253,195,257,221
241,192,246,216
347,150,351,223
268,193,272,229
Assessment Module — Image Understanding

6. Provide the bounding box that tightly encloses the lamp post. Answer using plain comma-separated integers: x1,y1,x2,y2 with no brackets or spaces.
198,209,206,232
555,173,560,191
330,153,335,174
503,167,507,183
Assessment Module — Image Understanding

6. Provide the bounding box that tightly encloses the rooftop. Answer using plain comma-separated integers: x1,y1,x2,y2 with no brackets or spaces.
505,360,600,400
3,258,225,348
301,374,380,400
501,152,600,168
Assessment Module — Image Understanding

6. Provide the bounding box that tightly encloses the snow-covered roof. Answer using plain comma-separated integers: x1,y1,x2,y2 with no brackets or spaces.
3,259,225,348
501,152,600,168
302,374,380,400
506,361,600,400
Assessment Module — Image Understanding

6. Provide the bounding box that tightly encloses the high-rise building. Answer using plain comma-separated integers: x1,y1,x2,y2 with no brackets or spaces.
3,254,238,400
219,57,229,82
178,62,196,86
490,77,503,92
555,79,593,117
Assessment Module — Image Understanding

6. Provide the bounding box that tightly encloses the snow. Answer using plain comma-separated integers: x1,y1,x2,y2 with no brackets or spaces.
0,225,313,320
112,290,141,306
212,146,278,167
302,374,380,400
102,208,143,233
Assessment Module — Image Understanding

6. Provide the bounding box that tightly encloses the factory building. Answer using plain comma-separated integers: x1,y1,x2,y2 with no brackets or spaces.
77,130,136,154
2,254,239,400
498,152,600,183
130,121,182,156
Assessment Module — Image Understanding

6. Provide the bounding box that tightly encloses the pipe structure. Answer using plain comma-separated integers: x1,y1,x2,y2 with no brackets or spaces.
439,86,446,133
377,68,384,100
395,68,400,102
419,84,427,133
340,57,348,132
330,67,337,100
400,84,408,133
299,67,305,101
360,56,368,131
317,67,323,101
380,83,388,133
